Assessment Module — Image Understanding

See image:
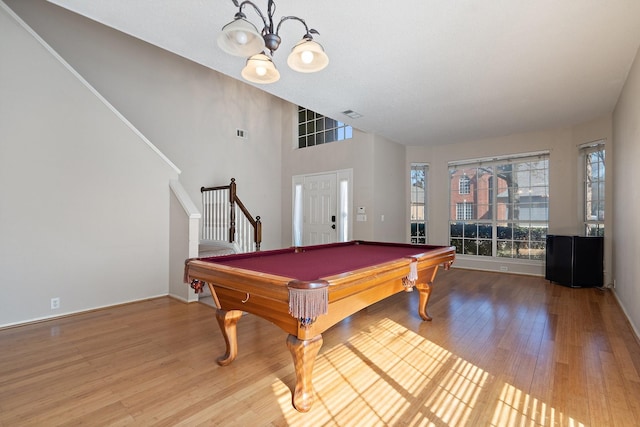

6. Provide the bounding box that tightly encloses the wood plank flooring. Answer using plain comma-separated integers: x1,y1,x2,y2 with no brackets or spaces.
1,269,639,426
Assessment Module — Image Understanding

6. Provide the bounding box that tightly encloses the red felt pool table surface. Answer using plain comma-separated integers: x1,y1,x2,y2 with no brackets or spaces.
196,240,449,281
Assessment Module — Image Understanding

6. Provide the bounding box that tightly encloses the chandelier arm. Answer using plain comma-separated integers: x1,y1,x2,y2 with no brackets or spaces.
266,0,277,33
237,0,270,33
275,16,316,37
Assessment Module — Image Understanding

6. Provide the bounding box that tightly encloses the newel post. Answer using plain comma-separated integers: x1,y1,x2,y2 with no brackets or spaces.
229,178,236,244
255,216,262,251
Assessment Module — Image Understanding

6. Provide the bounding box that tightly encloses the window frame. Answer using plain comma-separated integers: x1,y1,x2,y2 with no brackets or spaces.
581,142,605,237
410,163,428,244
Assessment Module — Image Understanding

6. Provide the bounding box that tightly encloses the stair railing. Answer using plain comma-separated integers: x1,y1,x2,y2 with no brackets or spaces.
201,178,261,252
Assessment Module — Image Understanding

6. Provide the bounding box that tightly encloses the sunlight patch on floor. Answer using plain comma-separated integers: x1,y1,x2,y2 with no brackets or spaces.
492,383,585,427
273,317,585,426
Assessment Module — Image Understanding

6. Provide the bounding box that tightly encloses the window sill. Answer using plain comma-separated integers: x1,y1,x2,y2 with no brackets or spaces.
452,255,544,276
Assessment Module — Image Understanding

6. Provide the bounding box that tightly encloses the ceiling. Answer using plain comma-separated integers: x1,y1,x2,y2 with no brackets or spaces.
48,0,640,147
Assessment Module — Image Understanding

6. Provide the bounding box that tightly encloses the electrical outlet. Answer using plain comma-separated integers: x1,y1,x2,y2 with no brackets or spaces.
51,297,60,310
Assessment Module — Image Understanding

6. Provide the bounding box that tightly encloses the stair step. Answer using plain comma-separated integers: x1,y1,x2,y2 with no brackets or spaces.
198,240,240,257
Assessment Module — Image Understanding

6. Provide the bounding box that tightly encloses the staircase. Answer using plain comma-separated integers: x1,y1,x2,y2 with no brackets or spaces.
199,178,262,256
197,178,261,307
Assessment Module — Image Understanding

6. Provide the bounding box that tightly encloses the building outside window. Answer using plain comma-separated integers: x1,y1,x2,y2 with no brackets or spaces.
298,106,352,148
410,164,428,243
582,143,605,236
449,153,549,259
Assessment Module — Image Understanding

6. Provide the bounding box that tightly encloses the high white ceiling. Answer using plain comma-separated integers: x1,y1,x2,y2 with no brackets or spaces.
48,0,640,147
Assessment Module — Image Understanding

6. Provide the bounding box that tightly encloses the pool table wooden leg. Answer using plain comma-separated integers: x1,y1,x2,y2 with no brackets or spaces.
215,309,244,366
416,266,439,321
416,283,433,321
286,334,323,412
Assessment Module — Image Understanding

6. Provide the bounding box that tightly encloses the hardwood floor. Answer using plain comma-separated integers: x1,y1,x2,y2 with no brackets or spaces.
1,269,639,426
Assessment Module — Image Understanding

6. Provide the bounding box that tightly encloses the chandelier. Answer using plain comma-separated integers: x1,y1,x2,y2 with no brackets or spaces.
217,0,329,84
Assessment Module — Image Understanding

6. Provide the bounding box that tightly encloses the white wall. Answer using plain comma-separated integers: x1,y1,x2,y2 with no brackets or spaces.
0,4,178,326
407,117,613,277
168,180,201,303
372,135,408,242
6,0,285,251
612,45,640,337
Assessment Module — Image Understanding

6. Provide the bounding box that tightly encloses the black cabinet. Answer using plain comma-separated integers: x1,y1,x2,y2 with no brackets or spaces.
545,235,603,288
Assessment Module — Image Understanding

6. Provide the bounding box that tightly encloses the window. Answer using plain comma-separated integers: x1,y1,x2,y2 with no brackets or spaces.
298,106,353,148
339,179,350,242
459,176,471,194
410,164,428,243
456,202,473,220
449,152,549,260
582,143,605,236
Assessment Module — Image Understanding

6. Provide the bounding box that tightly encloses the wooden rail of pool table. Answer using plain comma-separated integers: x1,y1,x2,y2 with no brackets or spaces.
185,245,455,412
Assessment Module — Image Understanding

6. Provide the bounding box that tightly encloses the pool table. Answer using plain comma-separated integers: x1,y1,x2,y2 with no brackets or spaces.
185,240,455,412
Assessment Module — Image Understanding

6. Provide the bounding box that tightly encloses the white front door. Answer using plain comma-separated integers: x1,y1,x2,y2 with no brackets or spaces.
293,169,352,246
303,173,337,245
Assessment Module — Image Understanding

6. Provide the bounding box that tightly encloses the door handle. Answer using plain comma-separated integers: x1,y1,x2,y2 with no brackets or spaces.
331,224,336,229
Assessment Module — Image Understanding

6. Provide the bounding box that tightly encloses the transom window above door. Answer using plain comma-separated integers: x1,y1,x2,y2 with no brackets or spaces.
298,106,353,149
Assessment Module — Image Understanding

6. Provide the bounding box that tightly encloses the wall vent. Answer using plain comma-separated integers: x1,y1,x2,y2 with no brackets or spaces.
342,110,363,119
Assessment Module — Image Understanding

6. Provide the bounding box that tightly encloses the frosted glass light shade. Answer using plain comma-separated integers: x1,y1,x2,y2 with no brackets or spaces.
217,18,265,57
287,38,329,73
241,53,280,84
